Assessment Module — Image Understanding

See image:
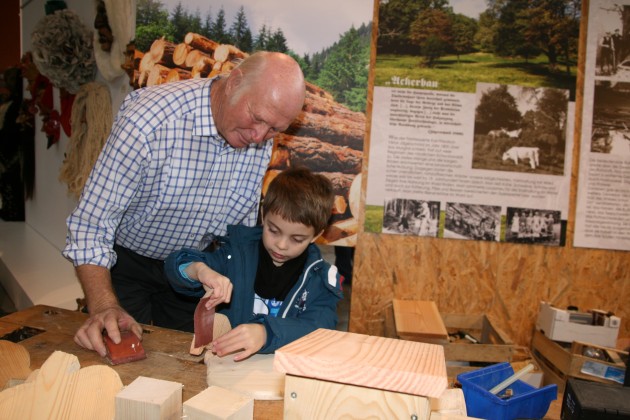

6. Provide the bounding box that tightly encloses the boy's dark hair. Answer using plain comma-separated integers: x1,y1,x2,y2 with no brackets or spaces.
262,167,334,233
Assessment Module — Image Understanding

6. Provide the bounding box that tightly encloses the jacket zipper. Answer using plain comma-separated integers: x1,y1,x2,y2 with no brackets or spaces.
280,258,322,318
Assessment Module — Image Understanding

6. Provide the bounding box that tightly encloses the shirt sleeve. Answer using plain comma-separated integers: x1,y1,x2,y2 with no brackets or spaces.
62,97,148,268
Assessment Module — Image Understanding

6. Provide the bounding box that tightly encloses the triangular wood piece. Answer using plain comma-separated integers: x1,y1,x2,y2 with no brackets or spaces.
274,328,447,398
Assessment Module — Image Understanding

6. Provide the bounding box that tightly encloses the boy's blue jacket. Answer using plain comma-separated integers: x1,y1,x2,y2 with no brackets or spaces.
164,224,343,353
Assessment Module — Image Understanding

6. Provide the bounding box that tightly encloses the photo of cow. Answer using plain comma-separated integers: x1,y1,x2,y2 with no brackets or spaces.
443,202,500,242
505,207,562,246
382,198,440,237
472,82,569,175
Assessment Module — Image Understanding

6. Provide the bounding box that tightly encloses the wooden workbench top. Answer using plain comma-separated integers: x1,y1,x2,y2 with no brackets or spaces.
0,305,282,418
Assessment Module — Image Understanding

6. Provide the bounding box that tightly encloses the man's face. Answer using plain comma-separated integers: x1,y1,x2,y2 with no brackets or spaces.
261,212,318,267
217,82,296,148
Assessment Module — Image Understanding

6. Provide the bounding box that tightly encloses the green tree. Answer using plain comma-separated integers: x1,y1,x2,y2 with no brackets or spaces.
475,10,499,53
316,26,370,112
451,13,478,60
524,0,581,73
135,0,173,51
229,6,253,53
410,8,452,67
170,2,189,43
210,7,231,44
136,0,168,26
267,28,289,53
377,0,449,54
254,24,271,51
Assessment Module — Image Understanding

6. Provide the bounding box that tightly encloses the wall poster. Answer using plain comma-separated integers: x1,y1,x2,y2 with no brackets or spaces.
128,0,374,247
365,0,580,247
574,0,630,251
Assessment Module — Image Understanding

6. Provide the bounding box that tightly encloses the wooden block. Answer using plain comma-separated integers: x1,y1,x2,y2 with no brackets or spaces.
0,340,31,388
284,374,431,419
393,299,449,343
273,328,447,398
0,350,123,419
115,376,182,420
205,352,284,400
429,388,467,416
183,385,253,420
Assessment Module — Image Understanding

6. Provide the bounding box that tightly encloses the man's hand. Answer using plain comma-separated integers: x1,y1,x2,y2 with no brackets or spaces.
74,305,142,357
211,323,266,361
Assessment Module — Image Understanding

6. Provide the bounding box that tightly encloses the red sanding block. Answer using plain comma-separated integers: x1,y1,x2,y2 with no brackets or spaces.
104,330,146,365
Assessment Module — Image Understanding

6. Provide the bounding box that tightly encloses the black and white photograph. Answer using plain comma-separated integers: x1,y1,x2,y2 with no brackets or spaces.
382,198,440,237
443,202,500,241
505,207,562,246
472,83,569,175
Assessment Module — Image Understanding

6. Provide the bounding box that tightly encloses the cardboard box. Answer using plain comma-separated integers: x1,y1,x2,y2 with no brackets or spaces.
536,301,620,348
531,328,628,392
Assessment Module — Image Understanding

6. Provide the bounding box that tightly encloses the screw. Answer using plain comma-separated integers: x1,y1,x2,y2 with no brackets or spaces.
291,392,297,399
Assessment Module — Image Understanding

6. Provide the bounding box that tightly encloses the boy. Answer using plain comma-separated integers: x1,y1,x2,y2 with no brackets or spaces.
164,167,343,361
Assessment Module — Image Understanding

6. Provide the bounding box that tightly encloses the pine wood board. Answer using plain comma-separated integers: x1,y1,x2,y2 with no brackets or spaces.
393,299,449,342
0,350,123,419
274,328,447,398
205,352,284,400
0,340,32,388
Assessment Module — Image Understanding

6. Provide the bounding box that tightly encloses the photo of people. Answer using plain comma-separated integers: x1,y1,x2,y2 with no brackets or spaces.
443,202,500,241
382,198,440,237
505,207,561,246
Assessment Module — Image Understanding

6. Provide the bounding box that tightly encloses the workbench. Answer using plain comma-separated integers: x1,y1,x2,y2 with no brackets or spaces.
0,305,282,418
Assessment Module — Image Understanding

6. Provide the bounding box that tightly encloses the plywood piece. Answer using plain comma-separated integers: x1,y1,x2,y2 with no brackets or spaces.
273,328,447,398
0,350,123,419
0,340,31,388
429,388,467,416
184,385,253,420
284,374,431,420
205,352,283,400
393,299,449,342
115,375,182,420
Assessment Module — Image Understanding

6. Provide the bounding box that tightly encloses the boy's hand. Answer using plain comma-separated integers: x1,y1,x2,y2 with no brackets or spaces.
186,262,233,308
211,323,266,361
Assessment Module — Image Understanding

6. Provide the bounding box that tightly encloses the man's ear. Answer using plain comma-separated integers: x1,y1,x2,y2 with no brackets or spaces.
311,230,325,243
225,68,243,95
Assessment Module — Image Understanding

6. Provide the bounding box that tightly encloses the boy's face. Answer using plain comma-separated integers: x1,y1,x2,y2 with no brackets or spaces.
262,212,319,267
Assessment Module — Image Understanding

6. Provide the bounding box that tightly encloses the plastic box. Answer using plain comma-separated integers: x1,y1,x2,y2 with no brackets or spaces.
457,362,558,420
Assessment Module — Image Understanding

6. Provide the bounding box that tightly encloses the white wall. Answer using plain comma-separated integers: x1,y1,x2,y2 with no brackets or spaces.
21,0,130,251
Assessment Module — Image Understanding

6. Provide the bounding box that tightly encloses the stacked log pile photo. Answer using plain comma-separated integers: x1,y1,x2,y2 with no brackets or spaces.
123,34,365,246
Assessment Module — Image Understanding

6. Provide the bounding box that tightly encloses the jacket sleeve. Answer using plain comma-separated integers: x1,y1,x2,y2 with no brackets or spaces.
257,265,344,353
163,247,218,297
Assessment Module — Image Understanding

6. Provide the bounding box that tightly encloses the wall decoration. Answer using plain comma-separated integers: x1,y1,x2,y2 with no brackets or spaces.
131,0,373,246
364,0,579,247
93,0,136,81
31,9,96,94
58,81,113,199
574,0,630,252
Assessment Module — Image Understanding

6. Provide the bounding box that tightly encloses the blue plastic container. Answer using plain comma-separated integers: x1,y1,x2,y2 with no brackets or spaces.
457,362,557,420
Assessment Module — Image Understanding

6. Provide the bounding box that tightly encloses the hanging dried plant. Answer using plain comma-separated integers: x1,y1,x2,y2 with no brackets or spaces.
31,9,96,94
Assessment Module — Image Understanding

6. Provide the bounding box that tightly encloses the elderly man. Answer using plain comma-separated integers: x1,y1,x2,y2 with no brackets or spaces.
63,51,305,356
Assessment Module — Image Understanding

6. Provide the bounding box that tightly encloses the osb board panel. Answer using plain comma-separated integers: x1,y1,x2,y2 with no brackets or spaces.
349,0,630,348
350,234,630,347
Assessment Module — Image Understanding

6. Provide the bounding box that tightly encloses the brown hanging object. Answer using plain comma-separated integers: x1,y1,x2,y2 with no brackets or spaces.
59,82,113,198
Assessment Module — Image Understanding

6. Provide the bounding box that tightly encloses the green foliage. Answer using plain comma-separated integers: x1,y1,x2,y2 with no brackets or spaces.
230,6,253,53
316,26,370,112
364,205,385,233
475,84,522,134
135,22,175,52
